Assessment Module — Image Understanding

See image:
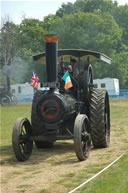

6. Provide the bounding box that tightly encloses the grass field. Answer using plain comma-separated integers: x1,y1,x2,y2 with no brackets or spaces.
80,154,128,193
0,104,31,145
0,99,128,193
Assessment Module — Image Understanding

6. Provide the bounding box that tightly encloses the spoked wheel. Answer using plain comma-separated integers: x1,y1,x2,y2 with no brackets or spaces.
12,117,33,161
83,64,93,103
74,114,91,161
11,94,18,105
1,95,11,106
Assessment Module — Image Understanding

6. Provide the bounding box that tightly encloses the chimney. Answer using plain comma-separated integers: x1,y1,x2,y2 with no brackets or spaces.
44,34,59,82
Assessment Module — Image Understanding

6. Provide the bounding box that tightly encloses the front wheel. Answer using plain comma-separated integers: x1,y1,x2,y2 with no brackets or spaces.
12,117,33,161
74,114,91,161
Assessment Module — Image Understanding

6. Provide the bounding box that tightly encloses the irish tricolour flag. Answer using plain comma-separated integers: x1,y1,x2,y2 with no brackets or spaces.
62,71,73,90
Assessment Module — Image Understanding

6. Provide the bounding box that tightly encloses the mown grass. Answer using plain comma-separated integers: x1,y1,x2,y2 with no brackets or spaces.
0,99,128,193
0,104,31,144
0,104,32,165
56,154,128,193
79,153,128,193
55,99,128,192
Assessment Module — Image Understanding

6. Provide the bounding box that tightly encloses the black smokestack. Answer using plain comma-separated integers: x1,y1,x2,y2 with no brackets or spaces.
44,34,59,82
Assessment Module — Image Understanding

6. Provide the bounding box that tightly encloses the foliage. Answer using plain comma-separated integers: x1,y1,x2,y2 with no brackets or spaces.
108,52,128,88
50,11,122,55
56,0,117,17
0,0,128,88
0,20,21,68
113,4,128,46
19,18,46,53
54,0,128,88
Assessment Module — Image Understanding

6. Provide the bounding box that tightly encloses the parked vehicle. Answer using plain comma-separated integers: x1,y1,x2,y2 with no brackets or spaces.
94,78,119,96
10,83,34,102
0,85,18,106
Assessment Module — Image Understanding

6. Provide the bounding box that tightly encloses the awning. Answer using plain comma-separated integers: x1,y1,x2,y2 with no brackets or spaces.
33,49,111,64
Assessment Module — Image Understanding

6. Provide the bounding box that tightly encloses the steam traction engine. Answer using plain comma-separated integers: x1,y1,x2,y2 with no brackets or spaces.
12,34,111,161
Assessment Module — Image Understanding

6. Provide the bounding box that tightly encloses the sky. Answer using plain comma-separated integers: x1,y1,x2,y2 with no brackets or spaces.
1,0,128,24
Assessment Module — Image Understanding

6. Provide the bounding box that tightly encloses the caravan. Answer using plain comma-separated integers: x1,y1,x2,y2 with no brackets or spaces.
10,83,34,102
94,78,119,96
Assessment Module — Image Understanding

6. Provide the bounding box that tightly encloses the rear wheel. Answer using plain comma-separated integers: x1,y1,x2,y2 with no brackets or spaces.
89,89,110,148
11,94,18,105
74,114,91,161
12,117,33,161
83,64,93,103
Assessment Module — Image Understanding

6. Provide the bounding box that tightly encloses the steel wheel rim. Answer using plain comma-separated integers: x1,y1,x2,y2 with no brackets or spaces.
19,122,31,155
104,95,110,143
81,119,90,158
1,95,11,106
88,68,93,89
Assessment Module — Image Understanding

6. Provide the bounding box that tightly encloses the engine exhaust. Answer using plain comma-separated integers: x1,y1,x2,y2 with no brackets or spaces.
44,34,59,82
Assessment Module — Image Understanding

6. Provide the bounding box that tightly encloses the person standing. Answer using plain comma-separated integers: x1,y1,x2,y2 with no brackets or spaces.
70,59,79,78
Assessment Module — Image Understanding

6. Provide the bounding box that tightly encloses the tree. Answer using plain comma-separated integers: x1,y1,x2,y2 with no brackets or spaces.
0,18,21,88
108,52,128,88
56,2,74,17
51,12,122,56
19,18,47,53
0,19,20,68
56,0,116,17
43,14,58,31
113,4,128,46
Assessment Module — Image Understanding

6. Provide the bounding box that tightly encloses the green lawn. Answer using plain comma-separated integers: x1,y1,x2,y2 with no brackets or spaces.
0,100,128,193
80,153,128,193
0,104,31,144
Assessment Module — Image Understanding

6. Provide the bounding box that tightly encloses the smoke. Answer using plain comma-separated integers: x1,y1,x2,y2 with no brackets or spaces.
2,57,28,83
2,64,11,76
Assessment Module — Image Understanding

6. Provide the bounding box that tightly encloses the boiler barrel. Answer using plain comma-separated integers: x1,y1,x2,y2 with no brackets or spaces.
37,91,77,123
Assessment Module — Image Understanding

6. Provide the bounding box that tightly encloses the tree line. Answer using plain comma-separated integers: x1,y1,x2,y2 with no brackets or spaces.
0,0,128,88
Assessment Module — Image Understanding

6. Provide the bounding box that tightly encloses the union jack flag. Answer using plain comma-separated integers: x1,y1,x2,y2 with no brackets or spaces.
29,72,39,88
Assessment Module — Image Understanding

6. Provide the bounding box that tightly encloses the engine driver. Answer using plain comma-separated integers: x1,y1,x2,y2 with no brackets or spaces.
70,59,79,78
